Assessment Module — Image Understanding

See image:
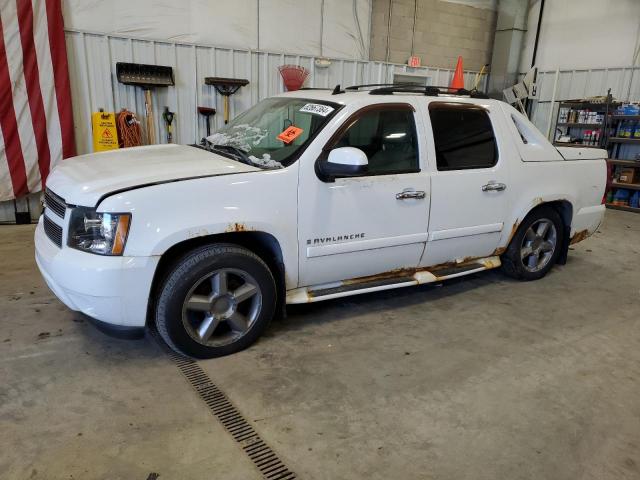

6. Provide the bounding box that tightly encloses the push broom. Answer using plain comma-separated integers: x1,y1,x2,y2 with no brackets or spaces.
204,77,249,124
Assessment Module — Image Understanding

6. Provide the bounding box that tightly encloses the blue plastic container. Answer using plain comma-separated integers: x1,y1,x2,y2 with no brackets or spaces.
613,189,631,206
631,191,640,209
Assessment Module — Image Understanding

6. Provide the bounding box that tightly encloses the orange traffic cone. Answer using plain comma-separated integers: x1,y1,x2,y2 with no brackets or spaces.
450,56,465,90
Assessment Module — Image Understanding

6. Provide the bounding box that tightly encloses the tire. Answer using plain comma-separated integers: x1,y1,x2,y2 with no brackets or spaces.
501,206,564,281
156,243,276,358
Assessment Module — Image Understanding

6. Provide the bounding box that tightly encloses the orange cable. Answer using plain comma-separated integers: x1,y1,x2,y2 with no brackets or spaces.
116,109,142,148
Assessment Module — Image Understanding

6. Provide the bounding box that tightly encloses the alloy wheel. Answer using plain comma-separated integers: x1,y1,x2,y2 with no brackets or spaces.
182,268,262,347
520,219,557,273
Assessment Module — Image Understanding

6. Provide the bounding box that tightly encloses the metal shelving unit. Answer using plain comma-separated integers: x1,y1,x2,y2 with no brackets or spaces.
608,159,640,167
557,122,603,128
605,109,640,213
611,115,640,120
611,181,640,191
606,204,640,213
608,137,640,144
552,96,614,148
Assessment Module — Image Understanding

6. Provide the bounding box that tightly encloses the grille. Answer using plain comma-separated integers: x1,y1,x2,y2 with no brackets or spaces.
43,215,63,247
44,188,66,218
151,330,297,479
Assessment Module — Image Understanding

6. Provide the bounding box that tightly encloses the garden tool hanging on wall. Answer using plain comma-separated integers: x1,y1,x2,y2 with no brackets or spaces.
197,106,216,137
204,77,249,124
162,107,175,143
278,65,309,91
116,62,174,145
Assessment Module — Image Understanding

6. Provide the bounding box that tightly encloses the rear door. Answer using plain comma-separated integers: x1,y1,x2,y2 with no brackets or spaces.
419,101,509,267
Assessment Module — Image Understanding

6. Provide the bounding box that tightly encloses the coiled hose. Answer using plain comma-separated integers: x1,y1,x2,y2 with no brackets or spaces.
116,109,142,148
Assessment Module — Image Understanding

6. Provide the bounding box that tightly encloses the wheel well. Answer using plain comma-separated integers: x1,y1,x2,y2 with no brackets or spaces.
147,232,286,325
546,200,573,230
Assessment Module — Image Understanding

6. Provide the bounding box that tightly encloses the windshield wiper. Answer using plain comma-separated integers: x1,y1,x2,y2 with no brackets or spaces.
205,143,252,165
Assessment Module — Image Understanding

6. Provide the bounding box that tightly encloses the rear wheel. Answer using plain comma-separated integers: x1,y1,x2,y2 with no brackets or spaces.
501,206,564,281
156,244,276,358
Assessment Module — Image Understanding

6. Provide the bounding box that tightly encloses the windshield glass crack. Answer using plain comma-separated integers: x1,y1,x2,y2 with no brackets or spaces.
196,97,340,170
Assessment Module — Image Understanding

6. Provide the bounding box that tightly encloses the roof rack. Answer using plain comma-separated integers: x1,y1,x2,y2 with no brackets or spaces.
368,85,489,99
345,82,423,91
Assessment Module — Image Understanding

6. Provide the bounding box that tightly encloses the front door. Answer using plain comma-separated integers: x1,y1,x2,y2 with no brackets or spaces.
298,103,430,287
420,101,509,267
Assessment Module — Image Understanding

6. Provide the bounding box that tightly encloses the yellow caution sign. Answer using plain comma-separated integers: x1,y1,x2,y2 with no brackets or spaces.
92,112,119,152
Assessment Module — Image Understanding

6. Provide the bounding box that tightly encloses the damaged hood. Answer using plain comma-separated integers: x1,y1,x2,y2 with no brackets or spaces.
46,144,259,206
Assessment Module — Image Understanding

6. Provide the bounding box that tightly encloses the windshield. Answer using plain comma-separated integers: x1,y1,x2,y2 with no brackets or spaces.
201,97,341,169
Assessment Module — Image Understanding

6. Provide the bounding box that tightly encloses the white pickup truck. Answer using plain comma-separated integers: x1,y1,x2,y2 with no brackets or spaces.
35,85,606,358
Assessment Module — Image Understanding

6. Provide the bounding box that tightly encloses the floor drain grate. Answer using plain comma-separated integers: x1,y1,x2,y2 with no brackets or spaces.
151,330,297,480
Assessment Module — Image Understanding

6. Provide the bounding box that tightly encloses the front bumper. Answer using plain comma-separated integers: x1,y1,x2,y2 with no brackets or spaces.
35,216,159,328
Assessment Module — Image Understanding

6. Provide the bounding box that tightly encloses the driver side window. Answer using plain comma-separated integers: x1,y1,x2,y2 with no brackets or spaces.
332,106,419,175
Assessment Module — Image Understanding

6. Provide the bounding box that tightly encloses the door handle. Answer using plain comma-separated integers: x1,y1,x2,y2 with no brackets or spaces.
482,182,507,192
396,189,426,200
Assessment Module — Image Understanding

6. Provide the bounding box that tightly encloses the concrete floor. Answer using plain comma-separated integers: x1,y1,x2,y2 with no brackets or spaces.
1,209,640,480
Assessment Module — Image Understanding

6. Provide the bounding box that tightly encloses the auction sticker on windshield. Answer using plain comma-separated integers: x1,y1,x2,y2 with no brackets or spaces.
299,103,334,116
277,126,304,144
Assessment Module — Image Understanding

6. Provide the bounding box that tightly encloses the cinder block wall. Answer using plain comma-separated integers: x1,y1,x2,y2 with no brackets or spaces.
370,0,497,71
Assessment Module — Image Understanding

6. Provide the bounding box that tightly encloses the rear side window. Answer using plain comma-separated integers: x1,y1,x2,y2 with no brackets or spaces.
429,103,497,171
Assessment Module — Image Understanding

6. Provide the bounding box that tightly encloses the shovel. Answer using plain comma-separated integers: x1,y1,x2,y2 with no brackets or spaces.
116,62,174,144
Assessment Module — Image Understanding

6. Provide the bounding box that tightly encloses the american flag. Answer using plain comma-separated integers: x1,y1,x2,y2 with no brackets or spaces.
0,0,75,202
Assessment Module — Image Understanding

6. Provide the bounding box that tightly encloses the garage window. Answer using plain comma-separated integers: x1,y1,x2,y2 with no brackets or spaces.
429,103,498,171
331,106,419,175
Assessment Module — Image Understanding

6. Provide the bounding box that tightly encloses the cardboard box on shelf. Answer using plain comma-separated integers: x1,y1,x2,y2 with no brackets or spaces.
618,168,637,184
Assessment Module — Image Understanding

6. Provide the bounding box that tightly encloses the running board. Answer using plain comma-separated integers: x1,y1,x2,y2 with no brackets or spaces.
286,256,501,304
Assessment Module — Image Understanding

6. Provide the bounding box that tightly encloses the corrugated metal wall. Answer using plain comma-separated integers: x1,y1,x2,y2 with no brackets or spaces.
64,29,487,154
527,66,640,137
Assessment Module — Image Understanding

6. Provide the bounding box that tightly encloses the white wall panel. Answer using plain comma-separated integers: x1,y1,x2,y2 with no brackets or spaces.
322,0,370,59
520,0,640,72
63,0,260,49
190,0,259,49
62,0,370,59
258,0,322,55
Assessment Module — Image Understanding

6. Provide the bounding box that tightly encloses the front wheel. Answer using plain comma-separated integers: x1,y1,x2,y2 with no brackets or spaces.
156,244,276,358
501,206,564,281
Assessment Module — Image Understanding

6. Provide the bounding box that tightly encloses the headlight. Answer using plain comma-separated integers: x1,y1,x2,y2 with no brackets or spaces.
67,207,131,256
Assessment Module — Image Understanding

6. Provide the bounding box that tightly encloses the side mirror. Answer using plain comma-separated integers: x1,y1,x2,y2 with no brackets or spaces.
316,147,368,182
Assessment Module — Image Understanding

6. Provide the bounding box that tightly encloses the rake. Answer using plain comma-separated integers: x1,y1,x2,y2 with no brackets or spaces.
278,64,309,91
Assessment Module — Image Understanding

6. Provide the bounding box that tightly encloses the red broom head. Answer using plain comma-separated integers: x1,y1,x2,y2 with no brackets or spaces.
278,64,310,91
